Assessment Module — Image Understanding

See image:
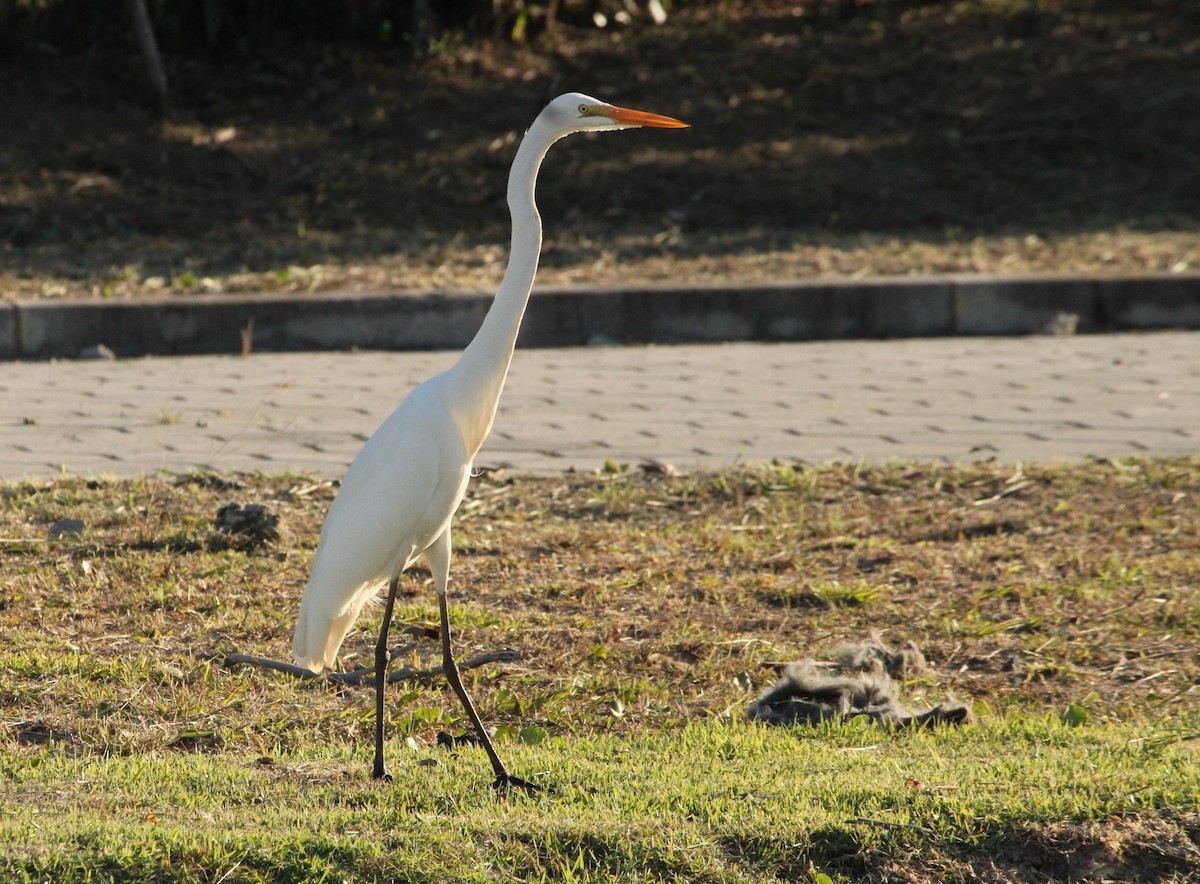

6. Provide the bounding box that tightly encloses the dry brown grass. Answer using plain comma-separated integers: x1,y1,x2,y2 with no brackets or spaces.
3,458,1196,758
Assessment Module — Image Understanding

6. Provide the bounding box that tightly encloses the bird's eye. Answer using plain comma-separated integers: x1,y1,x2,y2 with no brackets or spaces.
578,104,589,116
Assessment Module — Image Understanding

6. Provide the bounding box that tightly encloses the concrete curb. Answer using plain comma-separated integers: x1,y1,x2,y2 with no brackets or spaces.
5,273,1200,360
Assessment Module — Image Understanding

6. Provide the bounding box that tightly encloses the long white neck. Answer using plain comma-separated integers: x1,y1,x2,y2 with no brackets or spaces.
443,117,561,456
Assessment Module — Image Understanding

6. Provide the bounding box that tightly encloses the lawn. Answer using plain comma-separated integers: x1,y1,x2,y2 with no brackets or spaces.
2,460,1197,881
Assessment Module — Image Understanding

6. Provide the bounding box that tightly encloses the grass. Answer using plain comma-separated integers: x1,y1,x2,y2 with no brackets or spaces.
1,459,1198,880
3,721,1198,882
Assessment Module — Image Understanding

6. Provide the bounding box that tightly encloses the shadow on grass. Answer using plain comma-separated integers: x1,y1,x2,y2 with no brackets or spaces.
1,1,1197,286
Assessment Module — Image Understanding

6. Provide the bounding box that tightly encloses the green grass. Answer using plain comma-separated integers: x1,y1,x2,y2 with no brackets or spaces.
1,459,1198,880
3,719,1197,883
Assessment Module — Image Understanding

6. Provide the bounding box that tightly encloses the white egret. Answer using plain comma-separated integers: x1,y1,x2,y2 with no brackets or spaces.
292,93,687,789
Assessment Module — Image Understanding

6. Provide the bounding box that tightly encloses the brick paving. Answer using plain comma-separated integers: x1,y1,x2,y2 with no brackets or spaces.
2,332,1197,481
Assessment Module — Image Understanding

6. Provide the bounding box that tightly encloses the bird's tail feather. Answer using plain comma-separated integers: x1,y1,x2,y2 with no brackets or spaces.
293,587,376,673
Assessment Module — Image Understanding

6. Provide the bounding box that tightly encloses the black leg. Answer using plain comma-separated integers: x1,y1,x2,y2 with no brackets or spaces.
372,574,401,781
437,589,540,793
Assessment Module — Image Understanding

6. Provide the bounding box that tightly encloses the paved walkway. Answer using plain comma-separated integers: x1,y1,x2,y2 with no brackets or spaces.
2,332,1197,481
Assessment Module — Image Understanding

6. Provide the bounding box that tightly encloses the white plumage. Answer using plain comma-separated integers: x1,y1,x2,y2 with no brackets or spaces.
293,381,469,672
291,93,687,788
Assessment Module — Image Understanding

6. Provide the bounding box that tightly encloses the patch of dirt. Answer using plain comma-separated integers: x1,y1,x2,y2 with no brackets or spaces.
1,1,1198,300
962,814,1200,883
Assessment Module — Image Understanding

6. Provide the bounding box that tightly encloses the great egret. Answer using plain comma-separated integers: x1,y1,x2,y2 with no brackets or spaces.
292,93,687,790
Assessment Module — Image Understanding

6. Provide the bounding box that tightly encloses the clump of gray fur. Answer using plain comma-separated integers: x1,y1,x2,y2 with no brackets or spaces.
746,641,971,729
211,502,282,550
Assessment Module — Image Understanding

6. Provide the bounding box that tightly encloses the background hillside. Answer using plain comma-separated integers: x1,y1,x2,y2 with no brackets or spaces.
1,0,1197,299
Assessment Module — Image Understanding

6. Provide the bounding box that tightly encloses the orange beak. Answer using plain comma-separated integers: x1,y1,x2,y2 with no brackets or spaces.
603,105,689,128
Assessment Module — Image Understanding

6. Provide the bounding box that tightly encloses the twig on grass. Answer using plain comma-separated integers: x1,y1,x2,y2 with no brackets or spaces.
226,648,522,686
971,479,1033,507
225,654,325,681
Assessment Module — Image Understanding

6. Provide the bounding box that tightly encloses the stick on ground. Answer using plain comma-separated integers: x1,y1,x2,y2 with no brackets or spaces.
226,648,521,686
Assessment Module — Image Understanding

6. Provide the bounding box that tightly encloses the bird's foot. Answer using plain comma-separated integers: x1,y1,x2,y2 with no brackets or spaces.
371,765,392,782
492,771,541,794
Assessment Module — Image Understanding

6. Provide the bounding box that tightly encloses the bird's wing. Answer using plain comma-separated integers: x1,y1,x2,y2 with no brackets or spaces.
292,385,471,671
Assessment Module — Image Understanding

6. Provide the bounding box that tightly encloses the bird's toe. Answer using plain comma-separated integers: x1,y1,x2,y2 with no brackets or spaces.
493,772,541,794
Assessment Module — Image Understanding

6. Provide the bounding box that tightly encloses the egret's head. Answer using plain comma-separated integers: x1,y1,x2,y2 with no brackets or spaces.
540,92,688,136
